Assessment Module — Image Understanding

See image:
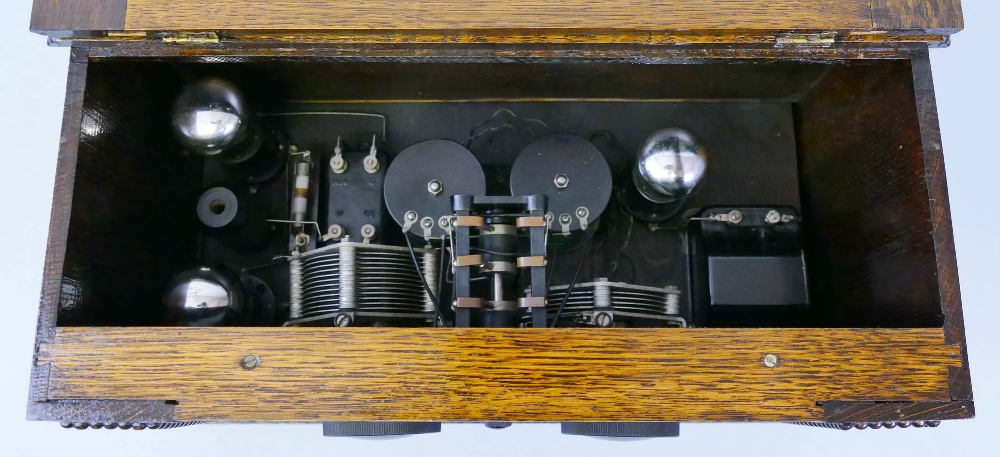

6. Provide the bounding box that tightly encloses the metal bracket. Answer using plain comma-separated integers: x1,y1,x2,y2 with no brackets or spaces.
576,207,590,231
775,32,836,48
516,256,546,268
162,32,220,45
454,254,485,267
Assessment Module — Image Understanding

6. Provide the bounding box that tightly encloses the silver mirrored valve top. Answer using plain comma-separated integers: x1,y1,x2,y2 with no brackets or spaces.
632,128,709,204
162,265,244,326
171,77,250,157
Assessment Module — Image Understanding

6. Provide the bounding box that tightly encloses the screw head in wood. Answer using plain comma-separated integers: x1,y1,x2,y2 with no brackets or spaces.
762,354,779,368
241,355,260,370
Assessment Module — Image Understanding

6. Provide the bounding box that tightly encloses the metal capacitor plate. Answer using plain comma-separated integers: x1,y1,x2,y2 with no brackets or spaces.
510,133,612,232
384,139,486,238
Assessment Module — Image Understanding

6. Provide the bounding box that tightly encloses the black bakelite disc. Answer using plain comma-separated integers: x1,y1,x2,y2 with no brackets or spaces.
384,139,486,238
510,133,612,232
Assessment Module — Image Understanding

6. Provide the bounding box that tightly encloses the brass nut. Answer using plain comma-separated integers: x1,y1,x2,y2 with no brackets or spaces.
428,180,443,196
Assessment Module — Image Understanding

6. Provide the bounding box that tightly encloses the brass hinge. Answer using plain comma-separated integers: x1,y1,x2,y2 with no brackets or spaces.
162,32,220,45
775,32,837,48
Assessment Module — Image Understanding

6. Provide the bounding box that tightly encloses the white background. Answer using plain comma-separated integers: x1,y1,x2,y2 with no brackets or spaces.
1,1,997,455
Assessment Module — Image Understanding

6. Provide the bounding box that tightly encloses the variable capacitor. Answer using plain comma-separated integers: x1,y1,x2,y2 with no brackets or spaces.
510,133,612,234
384,139,486,238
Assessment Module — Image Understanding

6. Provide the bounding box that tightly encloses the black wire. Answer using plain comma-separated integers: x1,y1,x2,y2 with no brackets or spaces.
405,234,447,327
469,246,520,257
545,250,558,293
550,236,592,328
437,236,448,304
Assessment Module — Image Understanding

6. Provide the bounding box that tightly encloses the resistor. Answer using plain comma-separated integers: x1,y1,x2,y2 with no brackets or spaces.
289,250,304,319
292,161,311,229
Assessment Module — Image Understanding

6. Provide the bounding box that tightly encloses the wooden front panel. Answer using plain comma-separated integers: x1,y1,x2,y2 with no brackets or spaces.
36,328,959,422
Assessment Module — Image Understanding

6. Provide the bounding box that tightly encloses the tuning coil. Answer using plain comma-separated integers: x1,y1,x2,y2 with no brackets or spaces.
290,242,439,326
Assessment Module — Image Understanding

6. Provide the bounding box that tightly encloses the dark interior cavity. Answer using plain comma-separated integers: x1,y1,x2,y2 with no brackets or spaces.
56,58,942,328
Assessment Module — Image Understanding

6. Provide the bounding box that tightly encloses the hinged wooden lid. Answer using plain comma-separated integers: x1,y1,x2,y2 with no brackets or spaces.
31,0,963,46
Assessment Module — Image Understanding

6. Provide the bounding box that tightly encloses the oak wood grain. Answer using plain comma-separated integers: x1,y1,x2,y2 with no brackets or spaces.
824,400,973,422
80,40,922,62
30,0,126,32
123,0,872,31
908,48,972,401
37,327,959,422
27,400,177,423
29,49,90,409
873,1,964,31
225,30,948,45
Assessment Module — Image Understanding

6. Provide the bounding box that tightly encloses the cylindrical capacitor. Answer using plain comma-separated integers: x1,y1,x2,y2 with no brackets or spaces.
292,161,311,229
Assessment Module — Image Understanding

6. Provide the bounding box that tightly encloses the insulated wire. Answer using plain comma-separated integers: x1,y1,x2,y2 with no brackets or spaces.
405,234,447,327
551,235,593,328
